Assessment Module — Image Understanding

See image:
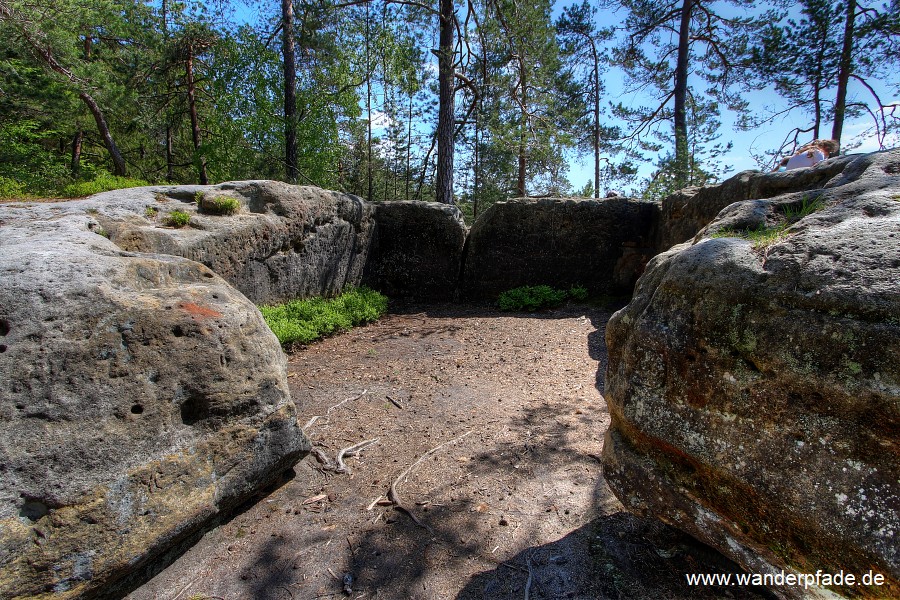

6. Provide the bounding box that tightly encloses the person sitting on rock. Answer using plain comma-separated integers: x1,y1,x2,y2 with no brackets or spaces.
775,139,839,171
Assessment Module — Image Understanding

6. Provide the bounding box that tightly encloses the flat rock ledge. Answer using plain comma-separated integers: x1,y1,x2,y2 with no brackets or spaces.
602,149,900,599
0,184,317,599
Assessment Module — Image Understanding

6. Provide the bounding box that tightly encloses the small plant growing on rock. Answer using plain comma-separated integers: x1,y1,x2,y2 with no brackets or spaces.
199,194,241,216
166,209,191,228
144,205,159,219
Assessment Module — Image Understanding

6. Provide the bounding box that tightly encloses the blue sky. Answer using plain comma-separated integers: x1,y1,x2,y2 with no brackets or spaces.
564,1,899,194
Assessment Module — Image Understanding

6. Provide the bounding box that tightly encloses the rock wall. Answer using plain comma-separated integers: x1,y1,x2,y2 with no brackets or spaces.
0,199,310,599
99,181,374,305
602,149,900,599
461,197,659,299
361,201,467,300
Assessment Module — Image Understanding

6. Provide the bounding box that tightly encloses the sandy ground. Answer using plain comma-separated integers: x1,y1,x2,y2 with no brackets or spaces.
128,302,773,600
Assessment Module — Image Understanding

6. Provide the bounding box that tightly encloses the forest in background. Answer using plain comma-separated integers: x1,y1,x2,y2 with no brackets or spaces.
1,0,898,218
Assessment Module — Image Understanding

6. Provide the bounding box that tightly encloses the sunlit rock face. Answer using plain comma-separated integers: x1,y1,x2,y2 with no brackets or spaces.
602,149,900,599
0,189,311,599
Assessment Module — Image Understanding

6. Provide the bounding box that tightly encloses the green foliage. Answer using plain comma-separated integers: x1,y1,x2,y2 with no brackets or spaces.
144,205,159,218
260,287,388,348
498,285,569,311
199,195,241,216
61,173,149,198
0,177,25,199
165,210,191,228
568,285,589,301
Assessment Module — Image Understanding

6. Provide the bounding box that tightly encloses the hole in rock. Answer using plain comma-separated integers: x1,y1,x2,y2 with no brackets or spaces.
131,404,144,415
0,319,9,336
180,393,210,426
172,325,185,337
0,344,6,353
19,499,49,522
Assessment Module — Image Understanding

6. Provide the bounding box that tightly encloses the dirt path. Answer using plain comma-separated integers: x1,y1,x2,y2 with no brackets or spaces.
129,303,772,600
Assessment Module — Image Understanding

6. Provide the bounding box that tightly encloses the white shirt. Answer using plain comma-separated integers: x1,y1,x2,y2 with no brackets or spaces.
786,148,826,170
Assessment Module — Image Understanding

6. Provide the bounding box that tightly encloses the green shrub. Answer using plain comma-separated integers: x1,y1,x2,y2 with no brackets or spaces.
0,176,24,199
60,172,149,198
166,209,191,228
498,285,568,311
199,194,241,216
260,287,388,348
568,285,588,301
145,205,159,218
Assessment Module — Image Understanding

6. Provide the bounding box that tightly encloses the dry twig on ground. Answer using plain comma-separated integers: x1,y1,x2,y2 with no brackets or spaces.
388,431,473,531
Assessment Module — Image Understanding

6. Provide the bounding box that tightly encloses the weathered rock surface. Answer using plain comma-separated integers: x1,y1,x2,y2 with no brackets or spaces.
657,154,857,252
602,149,900,598
461,197,659,299
0,193,311,598
362,200,467,299
95,181,374,305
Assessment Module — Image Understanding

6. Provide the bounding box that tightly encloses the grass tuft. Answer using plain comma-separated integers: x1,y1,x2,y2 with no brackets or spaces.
260,287,388,349
199,194,241,216
165,209,191,228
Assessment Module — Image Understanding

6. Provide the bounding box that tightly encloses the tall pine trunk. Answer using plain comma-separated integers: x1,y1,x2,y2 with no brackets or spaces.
591,40,600,198
435,0,455,205
79,91,127,176
517,57,527,197
283,0,298,183
673,0,693,191
185,50,208,185
831,0,856,149
70,128,83,177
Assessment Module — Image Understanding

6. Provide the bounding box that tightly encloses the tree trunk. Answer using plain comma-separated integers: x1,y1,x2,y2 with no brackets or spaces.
831,0,856,149
166,126,175,182
365,0,373,200
517,56,527,197
185,50,208,185
406,91,413,201
78,91,127,176
71,128,83,177
435,0,455,205
283,0,298,183
673,0,693,190
591,39,600,198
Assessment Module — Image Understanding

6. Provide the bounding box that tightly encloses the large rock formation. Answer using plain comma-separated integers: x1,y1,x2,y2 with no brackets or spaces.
656,155,856,252
0,186,336,598
95,181,374,305
602,149,900,598
461,197,659,299
362,200,467,300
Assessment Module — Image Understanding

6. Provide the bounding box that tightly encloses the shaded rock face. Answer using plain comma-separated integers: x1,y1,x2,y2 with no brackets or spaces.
657,155,856,252
0,191,316,598
461,197,659,299
361,201,467,299
97,181,374,305
602,149,900,599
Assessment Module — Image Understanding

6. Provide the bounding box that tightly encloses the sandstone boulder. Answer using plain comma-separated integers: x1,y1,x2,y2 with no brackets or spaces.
461,197,659,299
362,200,467,299
602,149,900,598
94,181,374,305
0,196,310,598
